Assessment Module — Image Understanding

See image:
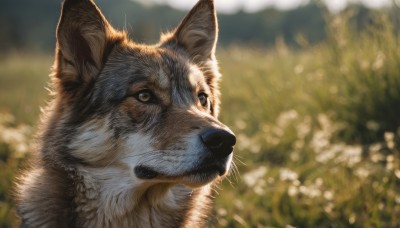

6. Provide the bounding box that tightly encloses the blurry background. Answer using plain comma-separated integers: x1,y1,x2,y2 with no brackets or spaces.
1,0,400,227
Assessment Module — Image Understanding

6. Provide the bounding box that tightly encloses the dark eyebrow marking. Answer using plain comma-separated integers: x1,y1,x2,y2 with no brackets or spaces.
127,76,150,86
127,69,149,85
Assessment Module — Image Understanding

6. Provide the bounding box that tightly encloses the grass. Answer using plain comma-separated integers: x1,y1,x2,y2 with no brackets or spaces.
0,53,52,125
1,13,400,227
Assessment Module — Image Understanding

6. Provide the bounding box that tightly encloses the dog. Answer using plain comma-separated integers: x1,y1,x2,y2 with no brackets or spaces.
16,0,236,227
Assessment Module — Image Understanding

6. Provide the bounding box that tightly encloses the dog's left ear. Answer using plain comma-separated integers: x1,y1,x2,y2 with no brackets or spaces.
170,0,218,62
55,0,123,92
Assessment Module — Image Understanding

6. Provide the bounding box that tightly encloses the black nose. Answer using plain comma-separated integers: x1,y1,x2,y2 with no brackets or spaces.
200,128,236,158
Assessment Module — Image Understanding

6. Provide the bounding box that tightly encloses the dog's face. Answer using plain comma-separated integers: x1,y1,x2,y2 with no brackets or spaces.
50,0,235,188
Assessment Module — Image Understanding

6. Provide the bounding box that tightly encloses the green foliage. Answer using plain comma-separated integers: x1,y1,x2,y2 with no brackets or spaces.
325,13,400,143
1,13,400,227
0,114,31,228
0,54,51,125
213,13,400,227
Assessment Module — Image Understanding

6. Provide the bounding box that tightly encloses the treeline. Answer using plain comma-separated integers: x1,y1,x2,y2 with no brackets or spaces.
0,0,397,52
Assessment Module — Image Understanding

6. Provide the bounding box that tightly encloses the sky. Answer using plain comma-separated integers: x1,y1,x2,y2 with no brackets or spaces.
135,0,395,13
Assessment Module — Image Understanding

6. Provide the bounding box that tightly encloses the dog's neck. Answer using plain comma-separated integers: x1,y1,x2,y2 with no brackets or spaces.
73,168,212,228
18,164,212,228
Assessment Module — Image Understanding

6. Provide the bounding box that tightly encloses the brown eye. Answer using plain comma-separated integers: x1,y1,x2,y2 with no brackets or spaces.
136,90,153,103
198,93,209,107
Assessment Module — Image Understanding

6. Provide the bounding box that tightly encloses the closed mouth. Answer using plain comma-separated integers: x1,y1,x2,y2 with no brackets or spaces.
185,162,227,176
134,160,228,181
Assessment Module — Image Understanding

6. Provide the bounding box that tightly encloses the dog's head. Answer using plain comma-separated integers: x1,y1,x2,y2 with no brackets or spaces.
48,0,235,188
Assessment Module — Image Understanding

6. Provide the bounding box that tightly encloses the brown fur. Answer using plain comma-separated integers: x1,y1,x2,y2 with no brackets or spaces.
16,0,235,227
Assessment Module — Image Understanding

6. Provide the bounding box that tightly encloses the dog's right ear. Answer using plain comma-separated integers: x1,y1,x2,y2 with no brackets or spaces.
162,0,218,63
55,0,122,92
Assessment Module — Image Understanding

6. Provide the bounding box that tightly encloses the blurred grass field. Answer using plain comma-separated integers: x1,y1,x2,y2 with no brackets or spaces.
1,14,400,227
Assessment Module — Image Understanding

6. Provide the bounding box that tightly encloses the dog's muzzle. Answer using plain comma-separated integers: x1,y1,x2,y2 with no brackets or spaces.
134,127,236,181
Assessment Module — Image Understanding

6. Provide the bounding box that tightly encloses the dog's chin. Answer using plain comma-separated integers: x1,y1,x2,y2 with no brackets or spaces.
181,163,229,187
181,172,220,188
134,161,230,188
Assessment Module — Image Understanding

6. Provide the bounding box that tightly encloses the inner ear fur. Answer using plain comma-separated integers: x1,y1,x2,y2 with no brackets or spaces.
55,0,124,91
166,0,218,63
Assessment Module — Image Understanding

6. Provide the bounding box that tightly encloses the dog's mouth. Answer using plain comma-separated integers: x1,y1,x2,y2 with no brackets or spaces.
134,158,230,186
186,163,227,176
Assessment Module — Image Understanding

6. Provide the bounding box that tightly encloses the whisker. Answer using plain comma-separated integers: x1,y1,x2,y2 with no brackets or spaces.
229,161,240,184
233,154,246,166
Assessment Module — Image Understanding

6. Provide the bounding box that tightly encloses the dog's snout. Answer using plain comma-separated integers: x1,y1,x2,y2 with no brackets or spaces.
200,128,236,158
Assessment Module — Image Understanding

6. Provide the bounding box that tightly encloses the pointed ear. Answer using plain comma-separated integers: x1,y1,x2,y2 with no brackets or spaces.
172,0,218,62
55,0,122,91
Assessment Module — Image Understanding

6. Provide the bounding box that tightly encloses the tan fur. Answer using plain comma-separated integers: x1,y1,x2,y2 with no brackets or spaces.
16,0,235,227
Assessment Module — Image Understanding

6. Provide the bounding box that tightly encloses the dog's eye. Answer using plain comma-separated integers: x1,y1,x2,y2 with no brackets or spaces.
198,93,209,107
136,90,154,103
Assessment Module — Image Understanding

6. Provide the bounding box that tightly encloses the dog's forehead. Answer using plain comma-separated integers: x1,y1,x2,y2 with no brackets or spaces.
97,46,207,104
121,46,205,89
158,49,204,88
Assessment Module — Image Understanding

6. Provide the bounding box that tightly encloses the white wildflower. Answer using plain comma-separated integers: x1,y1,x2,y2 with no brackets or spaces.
308,187,321,198
243,166,268,187
355,167,370,178
370,143,382,153
324,202,334,213
395,170,400,179
237,133,261,153
336,145,362,166
299,185,321,198
318,114,332,132
279,168,298,181
0,123,32,157
1,127,26,143
266,134,281,146
349,214,356,224
272,126,285,138
324,191,334,201
386,155,394,170
217,208,227,217
296,116,311,139
387,155,394,162
366,121,380,131
370,152,385,163
234,200,244,210
372,52,385,71
384,132,396,150
288,186,298,197
311,130,330,153
395,196,400,204
315,144,344,163
293,180,301,186
254,180,266,195
277,110,298,129
315,178,324,187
